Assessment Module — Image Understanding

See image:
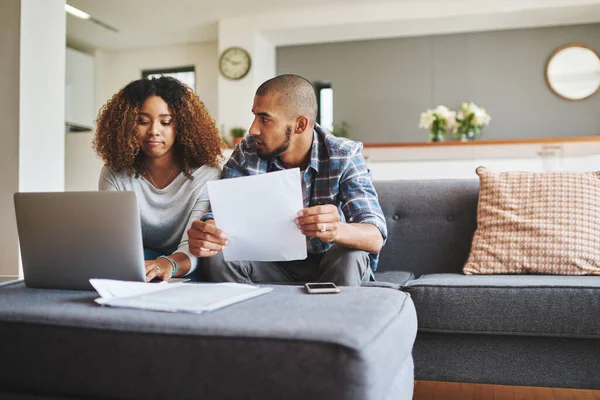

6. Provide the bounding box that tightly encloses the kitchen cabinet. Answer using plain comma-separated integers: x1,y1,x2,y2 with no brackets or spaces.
65,47,94,130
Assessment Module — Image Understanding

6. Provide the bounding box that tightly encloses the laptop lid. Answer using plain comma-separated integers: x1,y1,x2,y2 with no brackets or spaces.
14,191,146,290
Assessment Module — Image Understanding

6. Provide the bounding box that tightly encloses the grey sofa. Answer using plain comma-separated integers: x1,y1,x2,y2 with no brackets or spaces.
0,282,417,399
373,179,600,390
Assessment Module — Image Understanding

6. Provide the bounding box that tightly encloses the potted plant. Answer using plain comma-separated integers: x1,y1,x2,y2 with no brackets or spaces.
330,121,350,138
418,105,456,142
230,127,247,147
220,135,230,149
453,102,491,142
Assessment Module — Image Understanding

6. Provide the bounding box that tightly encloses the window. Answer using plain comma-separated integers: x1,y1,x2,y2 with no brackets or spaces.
314,82,333,130
142,66,196,91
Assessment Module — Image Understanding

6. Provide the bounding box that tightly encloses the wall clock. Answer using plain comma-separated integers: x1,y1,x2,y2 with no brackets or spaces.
219,47,251,80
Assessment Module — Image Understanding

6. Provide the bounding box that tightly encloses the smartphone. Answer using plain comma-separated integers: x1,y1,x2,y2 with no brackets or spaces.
304,282,341,294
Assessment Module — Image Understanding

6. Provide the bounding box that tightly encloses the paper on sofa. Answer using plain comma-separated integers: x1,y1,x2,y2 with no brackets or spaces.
90,279,272,314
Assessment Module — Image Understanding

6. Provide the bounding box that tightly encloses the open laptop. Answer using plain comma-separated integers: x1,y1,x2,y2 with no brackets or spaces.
14,191,146,290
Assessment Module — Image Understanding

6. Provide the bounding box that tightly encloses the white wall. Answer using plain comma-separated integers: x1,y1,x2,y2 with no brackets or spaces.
65,132,104,191
0,0,66,277
0,0,21,277
368,156,600,180
95,41,219,118
217,17,276,135
19,0,65,193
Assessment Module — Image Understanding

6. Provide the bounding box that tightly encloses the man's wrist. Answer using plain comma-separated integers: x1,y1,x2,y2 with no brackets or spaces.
328,221,344,244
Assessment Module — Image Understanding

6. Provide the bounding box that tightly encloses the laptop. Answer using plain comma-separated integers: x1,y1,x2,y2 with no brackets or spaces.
14,191,146,290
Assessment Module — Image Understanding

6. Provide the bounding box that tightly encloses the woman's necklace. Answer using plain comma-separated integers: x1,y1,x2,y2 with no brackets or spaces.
144,164,177,189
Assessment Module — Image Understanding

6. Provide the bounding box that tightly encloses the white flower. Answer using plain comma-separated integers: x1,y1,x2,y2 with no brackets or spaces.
459,102,491,127
418,105,458,131
450,119,459,134
419,109,436,129
446,110,457,130
434,105,450,116
473,107,491,126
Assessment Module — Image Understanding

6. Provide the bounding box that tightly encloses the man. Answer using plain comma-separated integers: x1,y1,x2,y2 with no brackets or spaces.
188,74,387,286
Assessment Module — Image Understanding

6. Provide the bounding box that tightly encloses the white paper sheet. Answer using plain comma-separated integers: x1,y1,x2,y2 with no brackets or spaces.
90,279,175,300
207,168,307,262
90,279,272,314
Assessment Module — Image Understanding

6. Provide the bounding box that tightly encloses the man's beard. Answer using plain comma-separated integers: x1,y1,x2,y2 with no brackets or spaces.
257,125,292,160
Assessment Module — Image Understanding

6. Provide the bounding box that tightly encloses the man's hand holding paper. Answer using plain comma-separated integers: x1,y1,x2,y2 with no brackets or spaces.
194,168,307,262
188,220,228,258
295,204,341,243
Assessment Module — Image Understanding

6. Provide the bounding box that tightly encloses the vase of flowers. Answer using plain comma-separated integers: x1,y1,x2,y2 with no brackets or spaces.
419,105,456,142
454,102,491,142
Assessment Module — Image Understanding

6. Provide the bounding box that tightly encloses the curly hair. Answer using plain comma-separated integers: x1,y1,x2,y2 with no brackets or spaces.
93,76,222,178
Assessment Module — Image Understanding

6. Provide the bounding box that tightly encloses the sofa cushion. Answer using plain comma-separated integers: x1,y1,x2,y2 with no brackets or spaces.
374,180,479,275
464,167,600,275
405,274,600,338
363,271,415,289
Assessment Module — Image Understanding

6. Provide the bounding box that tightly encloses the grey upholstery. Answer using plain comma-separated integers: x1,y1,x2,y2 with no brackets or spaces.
0,282,417,400
372,179,600,389
413,332,600,389
366,270,415,289
405,274,600,338
374,179,479,276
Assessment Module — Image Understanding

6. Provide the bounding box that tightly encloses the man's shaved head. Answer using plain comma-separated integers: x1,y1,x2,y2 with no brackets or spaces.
255,74,318,127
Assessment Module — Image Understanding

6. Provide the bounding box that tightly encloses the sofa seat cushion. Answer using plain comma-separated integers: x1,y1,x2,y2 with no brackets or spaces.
404,274,600,338
364,271,416,289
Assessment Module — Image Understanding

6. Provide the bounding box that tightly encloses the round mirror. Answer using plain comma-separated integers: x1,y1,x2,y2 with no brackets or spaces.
545,44,600,100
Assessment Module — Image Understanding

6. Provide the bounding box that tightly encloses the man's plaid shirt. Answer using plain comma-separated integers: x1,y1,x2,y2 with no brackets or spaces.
204,125,388,271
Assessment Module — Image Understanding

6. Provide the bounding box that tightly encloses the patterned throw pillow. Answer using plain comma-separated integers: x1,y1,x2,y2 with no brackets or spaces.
463,166,600,275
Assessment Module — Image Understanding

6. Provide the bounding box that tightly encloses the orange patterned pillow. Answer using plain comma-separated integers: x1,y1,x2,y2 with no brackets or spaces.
463,167,600,275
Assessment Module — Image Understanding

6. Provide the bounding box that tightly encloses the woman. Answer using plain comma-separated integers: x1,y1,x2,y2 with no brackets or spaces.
94,76,222,281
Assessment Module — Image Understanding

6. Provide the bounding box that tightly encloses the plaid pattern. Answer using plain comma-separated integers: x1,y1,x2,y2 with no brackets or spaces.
204,125,387,271
464,166,600,275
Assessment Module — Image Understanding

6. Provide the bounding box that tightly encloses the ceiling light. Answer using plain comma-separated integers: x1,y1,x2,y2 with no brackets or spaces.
65,3,119,33
65,4,90,20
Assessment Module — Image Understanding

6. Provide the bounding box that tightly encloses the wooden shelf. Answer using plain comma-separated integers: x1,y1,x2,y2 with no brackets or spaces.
363,136,600,148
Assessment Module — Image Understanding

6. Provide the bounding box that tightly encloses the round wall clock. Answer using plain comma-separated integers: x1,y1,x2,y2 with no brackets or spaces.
219,47,251,80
